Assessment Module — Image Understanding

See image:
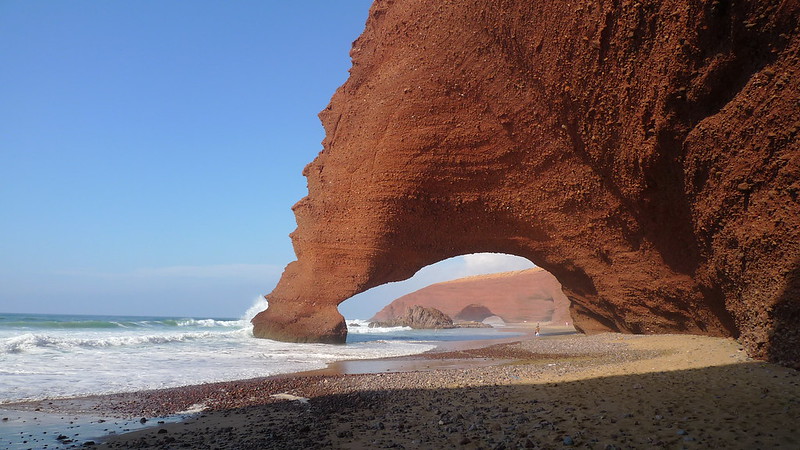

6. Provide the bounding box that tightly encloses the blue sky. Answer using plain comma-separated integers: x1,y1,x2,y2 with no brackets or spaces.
0,1,533,319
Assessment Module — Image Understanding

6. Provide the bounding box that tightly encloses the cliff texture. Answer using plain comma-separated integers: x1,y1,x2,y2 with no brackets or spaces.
370,268,572,324
253,0,800,364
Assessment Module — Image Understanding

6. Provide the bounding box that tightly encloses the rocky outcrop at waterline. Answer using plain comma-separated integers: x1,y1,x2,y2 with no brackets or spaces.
253,0,800,365
369,305,455,329
369,305,491,329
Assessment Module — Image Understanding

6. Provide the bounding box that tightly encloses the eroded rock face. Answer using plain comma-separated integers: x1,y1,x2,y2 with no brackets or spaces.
253,0,800,364
370,305,455,329
369,268,572,324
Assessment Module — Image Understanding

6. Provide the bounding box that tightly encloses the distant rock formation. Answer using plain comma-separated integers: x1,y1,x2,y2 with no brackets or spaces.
482,316,506,327
370,268,571,325
454,304,495,322
369,305,454,329
253,0,800,365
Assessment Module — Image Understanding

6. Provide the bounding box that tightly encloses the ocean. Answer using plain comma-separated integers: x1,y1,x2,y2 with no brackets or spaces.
0,302,515,404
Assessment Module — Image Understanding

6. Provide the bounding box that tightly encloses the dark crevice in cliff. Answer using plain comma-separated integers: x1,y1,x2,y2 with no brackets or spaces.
558,93,644,253
638,126,699,275
699,284,740,337
546,262,598,298
558,92,658,260
597,6,616,65
683,3,787,124
570,300,621,334
637,2,793,276
771,258,800,368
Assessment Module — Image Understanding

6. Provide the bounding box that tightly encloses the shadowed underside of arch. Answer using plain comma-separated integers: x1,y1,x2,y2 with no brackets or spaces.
253,0,800,364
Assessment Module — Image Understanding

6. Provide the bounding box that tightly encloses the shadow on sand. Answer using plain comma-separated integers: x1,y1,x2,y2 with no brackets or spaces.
96,362,800,449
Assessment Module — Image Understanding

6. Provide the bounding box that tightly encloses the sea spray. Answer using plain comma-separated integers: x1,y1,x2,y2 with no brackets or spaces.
239,296,269,334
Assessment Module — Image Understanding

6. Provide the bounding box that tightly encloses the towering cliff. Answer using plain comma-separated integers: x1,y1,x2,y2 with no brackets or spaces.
370,268,572,324
253,0,800,365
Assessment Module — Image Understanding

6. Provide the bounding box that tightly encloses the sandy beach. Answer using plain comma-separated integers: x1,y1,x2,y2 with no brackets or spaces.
4,326,800,449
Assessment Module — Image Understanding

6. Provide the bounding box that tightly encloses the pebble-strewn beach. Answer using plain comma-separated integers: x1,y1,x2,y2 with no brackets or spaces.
8,327,800,449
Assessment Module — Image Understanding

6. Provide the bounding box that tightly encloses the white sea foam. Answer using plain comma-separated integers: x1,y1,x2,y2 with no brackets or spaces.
0,301,516,404
1,333,60,354
0,330,235,354
176,318,243,327
0,334,436,402
0,301,448,403
346,319,411,334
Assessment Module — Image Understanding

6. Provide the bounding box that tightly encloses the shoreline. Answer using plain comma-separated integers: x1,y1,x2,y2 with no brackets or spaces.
3,326,800,449
316,323,545,376
0,324,545,416
0,324,544,449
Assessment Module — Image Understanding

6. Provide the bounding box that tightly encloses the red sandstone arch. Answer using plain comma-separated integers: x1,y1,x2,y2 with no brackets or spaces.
253,0,800,364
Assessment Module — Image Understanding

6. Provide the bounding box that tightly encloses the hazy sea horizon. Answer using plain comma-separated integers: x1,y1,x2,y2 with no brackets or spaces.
0,302,516,404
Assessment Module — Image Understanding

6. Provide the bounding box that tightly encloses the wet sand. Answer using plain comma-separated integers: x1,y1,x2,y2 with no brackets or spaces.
4,326,800,449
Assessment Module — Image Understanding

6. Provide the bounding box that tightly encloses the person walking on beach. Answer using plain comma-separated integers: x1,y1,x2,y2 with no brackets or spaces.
535,323,540,336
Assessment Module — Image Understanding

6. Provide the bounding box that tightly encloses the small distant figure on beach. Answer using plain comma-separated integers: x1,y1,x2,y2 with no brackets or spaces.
535,323,540,336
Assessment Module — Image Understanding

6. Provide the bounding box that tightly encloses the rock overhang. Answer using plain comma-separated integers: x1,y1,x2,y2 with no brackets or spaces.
253,0,800,366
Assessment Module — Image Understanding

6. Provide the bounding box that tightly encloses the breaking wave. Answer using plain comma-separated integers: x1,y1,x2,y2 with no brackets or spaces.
176,318,242,327
0,298,513,403
0,330,234,354
0,317,241,330
346,319,412,334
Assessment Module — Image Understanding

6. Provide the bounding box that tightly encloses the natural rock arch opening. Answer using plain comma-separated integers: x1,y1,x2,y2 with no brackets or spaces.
252,0,799,364
338,253,569,325
253,206,736,345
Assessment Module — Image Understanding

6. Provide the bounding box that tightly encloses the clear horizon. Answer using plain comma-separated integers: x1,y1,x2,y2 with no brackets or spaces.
1,2,534,319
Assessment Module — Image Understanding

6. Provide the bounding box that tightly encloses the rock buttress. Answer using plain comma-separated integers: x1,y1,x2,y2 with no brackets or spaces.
253,0,800,364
